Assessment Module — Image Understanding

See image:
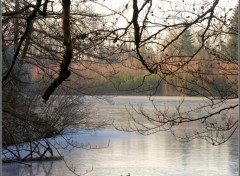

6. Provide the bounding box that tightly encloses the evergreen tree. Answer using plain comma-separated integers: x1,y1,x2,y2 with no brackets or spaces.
178,29,196,55
225,5,238,60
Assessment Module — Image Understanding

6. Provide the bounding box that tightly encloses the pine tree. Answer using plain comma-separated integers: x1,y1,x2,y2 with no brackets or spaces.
178,29,196,55
225,5,238,60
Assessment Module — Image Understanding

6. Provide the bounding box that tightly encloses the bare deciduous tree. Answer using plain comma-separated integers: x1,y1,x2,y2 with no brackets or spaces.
2,1,238,173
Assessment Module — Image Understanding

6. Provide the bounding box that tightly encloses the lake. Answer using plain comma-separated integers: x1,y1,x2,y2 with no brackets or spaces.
2,96,239,176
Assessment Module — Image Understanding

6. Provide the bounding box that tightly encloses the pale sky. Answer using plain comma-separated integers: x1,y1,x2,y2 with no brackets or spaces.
86,0,238,28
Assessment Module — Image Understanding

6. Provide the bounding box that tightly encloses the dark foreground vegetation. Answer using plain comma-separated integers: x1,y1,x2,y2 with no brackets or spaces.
2,0,238,175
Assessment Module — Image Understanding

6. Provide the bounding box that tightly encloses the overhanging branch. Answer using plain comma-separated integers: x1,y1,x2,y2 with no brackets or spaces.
42,0,73,102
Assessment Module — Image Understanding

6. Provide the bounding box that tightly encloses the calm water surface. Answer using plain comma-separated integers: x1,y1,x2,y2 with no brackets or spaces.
3,96,239,176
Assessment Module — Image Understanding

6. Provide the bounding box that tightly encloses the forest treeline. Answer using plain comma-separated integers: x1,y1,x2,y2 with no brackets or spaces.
71,53,237,97
30,49,237,97
2,0,238,167
30,26,238,97
28,5,238,97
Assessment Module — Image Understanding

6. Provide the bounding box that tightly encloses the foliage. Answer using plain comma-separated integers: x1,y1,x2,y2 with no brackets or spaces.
178,29,196,55
2,1,239,174
2,0,108,167
225,5,238,60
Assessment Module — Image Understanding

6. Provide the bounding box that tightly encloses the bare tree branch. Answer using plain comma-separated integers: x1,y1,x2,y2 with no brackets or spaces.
42,0,73,102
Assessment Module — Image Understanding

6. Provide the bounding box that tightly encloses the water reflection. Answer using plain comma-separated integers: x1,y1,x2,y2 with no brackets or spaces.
3,128,238,176
3,161,56,176
3,96,238,176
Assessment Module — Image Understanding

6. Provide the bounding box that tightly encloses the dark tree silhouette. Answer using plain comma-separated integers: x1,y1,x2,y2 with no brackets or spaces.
2,1,238,175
